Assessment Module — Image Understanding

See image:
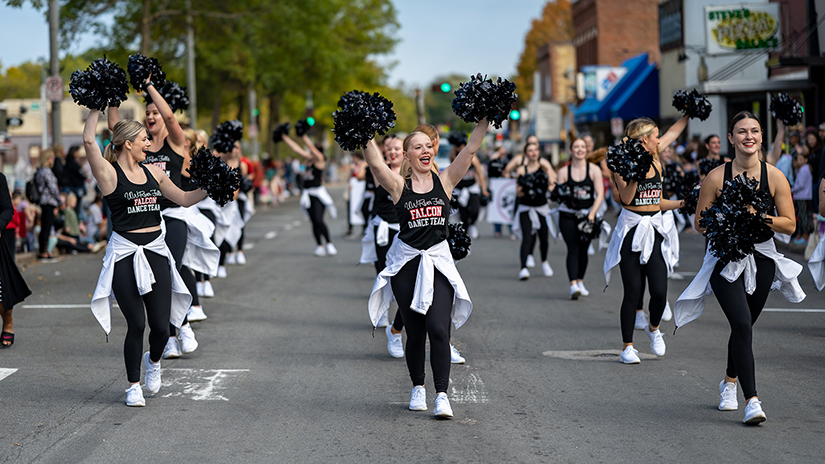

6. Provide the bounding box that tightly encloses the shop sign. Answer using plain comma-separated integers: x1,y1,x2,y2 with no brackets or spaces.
705,3,781,55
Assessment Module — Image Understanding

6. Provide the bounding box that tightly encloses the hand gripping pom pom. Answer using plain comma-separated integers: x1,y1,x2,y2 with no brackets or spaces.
699,173,774,264
127,54,166,92
770,93,803,126
332,90,397,151
295,119,311,137
452,74,518,129
479,194,490,207
68,57,130,111
672,90,712,121
186,147,241,207
210,120,244,154
575,212,602,241
549,183,572,206
145,80,189,113
447,132,468,147
271,123,291,143
680,182,701,215
698,157,723,176
606,138,653,184
447,222,472,261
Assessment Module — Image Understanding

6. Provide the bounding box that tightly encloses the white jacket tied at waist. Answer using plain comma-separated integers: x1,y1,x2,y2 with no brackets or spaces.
603,209,677,287
91,231,192,334
674,239,806,328
300,186,337,219
369,239,472,330
808,237,825,292
360,215,400,264
162,206,220,276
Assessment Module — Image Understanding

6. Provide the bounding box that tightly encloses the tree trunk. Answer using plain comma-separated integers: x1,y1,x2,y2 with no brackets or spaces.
236,93,245,123
211,89,222,133
140,0,152,55
267,93,282,158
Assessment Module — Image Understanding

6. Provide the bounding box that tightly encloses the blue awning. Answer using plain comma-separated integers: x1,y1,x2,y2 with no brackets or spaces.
575,53,659,124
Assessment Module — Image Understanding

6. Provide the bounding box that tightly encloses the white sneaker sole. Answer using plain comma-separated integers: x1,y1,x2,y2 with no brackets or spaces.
744,413,766,425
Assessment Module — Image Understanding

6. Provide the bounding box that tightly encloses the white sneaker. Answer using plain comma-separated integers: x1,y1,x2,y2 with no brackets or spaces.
541,261,554,277
326,243,338,256
314,245,326,257
143,352,161,394
386,325,404,358
162,337,182,359
178,323,198,354
743,398,766,425
525,254,536,268
519,268,530,281
662,302,673,321
450,344,465,364
226,252,237,265
578,283,590,296
187,305,207,322
202,281,215,298
620,346,640,364
468,225,479,239
646,326,666,356
634,311,648,330
125,383,145,407
217,265,228,278
236,251,247,265
196,281,204,297
409,385,427,411
434,393,453,418
719,381,738,411
570,283,581,300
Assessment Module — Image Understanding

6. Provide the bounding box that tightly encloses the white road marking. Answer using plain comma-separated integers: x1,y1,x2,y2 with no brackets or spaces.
283,224,294,231
0,368,17,381
160,368,250,401
764,308,825,313
450,373,489,404
242,243,255,250
292,220,302,227
542,350,658,361
23,304,93,309
264,231,278,239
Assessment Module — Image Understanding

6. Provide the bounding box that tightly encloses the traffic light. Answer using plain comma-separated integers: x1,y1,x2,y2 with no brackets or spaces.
305,108,315,126
307,117,315,126
509,109,520,121
431,82,451,93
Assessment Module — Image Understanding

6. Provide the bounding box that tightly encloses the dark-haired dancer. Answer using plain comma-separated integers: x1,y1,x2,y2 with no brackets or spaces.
604,116,687,364
85,109,207,406
367,119,488,418
676,111,804,425
282,133,337,256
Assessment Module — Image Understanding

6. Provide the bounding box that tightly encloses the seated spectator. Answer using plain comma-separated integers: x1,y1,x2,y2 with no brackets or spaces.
84,193,107,242
56,193,100,254
5,192,23,253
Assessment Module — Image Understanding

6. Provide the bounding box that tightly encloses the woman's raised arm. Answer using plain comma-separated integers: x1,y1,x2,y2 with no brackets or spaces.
83,110,117,195
441,118,489,192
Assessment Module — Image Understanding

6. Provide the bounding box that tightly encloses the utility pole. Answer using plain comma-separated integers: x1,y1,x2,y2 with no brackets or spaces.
48,0,62,146
248,85,259,158
415,88,425,125
39,59,48,149
185,0,198,129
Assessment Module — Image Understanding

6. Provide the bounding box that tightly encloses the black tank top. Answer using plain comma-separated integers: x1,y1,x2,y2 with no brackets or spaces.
395,171,449,250
518,169,549,207
723,161,775,213
373,185,398,223
364,167,376,192
566,163,595,210
143,138,183,209
456,166,476,189
105,163,162,233
303,164,323,188
625,164,662,207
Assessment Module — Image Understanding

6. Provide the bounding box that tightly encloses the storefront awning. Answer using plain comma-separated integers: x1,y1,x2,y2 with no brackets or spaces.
575,53,659,124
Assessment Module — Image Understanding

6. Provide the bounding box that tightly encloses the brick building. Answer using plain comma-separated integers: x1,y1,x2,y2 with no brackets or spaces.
572,0,660,68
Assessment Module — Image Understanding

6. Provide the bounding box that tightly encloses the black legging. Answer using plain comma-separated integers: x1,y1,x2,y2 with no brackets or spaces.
237,197,246,251
38,204,56,254
710,252,775,400
391,255,454,393
519,210,549,269
559,212,591,281
164,217,190,337
308,195,331,245
112,230,171,383
459,194,480,226
618,224,668,343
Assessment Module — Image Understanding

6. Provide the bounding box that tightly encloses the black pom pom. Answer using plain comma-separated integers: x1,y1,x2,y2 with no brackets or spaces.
127,53,166,92
145,80,188,113
698,157,723,176
447,222,472,261
271,123,291,143
549,183,572,206
680,182,701,215
69,57,130,111
447,131,468,147
452,74,518,129
770,93,803,126
210,120,243,154
606,138,653,184
449,194,460,212
295,119,311,137
699,173,773,264
517,170,550,200
575,212,602,241
479,193,490,207
681,170,700,194
672,90,712,121
186,147,241,206
332,90,397,151
239,176,254,194
662,163,682,197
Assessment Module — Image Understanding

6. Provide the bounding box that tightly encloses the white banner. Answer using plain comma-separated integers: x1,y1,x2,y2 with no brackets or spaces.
348,177,366,226
486,178,518,225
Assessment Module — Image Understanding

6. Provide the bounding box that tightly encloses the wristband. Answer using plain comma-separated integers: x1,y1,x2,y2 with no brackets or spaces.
759,211,773,224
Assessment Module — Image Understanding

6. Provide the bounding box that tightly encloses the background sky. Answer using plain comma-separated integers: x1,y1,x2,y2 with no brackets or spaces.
0,0,549,87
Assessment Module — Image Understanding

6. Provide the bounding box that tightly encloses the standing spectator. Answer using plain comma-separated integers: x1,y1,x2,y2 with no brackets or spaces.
805,127,824,215
791,151,812,245
35,149,62,261
66,146,88,214
51,144,70,193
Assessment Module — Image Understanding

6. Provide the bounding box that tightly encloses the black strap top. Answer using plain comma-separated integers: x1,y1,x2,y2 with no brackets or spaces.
517,168,549,207
303,164,323,188
105,163,162,233
364,167,376,192
373,184,398,223
456,166,476,189
142,137,183,209
395,171,449,250
566,163,595,210
723,161,775,212
623,164,661,207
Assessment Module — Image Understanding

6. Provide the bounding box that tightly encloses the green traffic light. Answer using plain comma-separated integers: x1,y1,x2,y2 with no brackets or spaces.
307,117,316,126
440,82,451,93
252,108,259,117
509,109,520,121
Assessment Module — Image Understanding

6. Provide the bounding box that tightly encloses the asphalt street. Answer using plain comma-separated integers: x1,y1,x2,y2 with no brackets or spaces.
1,189,823,463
